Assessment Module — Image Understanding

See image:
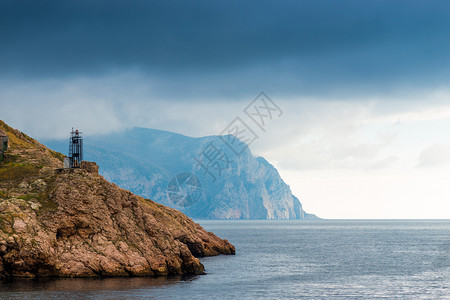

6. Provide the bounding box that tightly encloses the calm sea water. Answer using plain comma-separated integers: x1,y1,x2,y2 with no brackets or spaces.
1,220,449,299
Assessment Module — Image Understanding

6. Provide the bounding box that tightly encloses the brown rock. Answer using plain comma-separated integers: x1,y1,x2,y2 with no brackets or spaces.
80,161,99,174
12,218,27,232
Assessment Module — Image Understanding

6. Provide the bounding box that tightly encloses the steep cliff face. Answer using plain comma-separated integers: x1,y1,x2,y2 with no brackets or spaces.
0,121,234,279
45,127,317,220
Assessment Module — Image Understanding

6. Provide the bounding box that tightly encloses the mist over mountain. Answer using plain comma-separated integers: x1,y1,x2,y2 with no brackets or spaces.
44,127,317,220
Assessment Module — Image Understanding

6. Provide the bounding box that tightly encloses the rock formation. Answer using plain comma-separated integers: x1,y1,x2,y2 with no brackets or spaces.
0,120,234,279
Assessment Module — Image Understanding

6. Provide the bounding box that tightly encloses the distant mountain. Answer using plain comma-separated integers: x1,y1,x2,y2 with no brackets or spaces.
44,127,317,220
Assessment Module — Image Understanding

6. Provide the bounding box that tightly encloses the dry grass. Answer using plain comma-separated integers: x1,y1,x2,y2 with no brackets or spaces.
0,162,41,182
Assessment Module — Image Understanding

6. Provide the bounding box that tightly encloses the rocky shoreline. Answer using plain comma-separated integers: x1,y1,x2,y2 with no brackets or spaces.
0,120,234,279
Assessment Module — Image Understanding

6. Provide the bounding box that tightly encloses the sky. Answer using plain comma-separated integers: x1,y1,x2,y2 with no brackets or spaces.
1,0,450,218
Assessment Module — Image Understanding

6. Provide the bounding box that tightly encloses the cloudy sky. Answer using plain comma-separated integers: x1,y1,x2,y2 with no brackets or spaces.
1,0,450,218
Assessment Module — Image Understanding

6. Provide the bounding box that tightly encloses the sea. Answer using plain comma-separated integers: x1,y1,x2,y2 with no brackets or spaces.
1,220,449,299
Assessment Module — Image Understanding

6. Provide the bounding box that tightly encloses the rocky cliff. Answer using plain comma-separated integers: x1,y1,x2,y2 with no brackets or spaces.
45,127,317,220
0,120,234,279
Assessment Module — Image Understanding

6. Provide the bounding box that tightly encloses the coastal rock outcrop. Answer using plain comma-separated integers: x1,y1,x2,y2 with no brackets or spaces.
0,120,234,279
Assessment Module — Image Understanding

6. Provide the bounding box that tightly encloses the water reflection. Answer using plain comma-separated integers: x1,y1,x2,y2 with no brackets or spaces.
0,275,200,293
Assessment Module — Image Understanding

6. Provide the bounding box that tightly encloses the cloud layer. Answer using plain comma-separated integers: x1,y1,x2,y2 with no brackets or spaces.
1,0,450,99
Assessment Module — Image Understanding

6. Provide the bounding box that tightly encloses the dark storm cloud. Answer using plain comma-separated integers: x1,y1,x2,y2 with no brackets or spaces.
1,0,450,97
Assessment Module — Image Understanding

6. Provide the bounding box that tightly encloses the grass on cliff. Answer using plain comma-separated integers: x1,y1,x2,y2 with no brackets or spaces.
0,162,41,182
0,152,57,214
0,120,64,163
0,120,35,149
0,149,41,183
